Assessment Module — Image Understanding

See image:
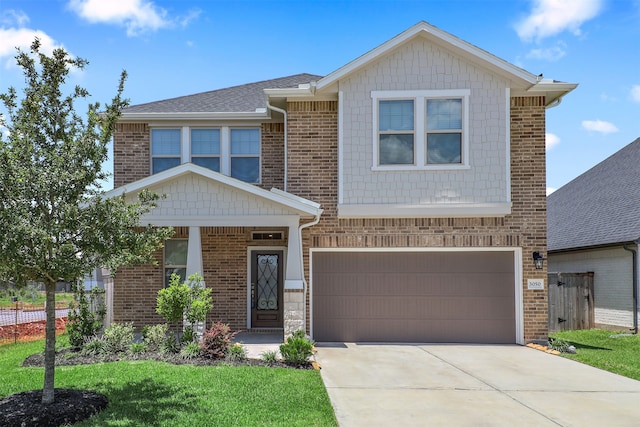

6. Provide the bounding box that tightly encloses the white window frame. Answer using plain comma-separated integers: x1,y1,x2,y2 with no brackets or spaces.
150,125,262,184
371,89,470,171
190,127,221,172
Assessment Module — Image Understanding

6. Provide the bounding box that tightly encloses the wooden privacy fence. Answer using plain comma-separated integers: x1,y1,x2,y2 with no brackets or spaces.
548,272,595,332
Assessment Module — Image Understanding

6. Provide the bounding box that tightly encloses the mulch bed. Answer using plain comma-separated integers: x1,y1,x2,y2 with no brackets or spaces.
1,348,311,426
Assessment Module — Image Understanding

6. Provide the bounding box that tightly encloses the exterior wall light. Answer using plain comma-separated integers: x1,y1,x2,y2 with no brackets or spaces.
532,251,545,270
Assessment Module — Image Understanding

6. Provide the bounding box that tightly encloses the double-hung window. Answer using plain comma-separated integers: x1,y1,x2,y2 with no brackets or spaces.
191,128,220,172
230,128,260,183
151,129,181,174
373,89,469,169
164,239,187,287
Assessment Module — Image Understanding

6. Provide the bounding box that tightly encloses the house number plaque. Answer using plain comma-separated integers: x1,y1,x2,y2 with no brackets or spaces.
527,278,545,290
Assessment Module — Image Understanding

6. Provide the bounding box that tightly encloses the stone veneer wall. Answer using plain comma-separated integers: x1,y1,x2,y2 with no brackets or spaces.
286,97,548,342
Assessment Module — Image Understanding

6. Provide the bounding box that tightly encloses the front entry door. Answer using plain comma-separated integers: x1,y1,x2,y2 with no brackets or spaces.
251,250,283,328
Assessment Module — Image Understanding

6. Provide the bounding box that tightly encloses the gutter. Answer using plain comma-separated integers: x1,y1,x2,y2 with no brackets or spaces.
265,101,288,192
298,212,322,336
623,241,639,334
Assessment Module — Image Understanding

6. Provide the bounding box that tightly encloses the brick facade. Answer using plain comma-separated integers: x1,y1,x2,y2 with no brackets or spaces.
286,98,548,342
113,123,150,188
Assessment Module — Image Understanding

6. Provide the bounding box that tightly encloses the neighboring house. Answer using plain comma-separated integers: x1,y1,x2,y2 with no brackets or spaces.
105,21,575,344
548,137,640,331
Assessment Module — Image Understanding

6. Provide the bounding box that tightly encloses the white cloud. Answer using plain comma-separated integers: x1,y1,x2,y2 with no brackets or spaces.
525,42,567,61
1,9,30,27
68,0,171,36
515,0,603,42
582,120,619,134
0,27,62,67
631,85,640,103
546,133,560,150
546,187,557,196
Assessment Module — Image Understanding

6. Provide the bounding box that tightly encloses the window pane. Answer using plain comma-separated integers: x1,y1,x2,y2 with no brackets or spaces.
192,156,220,172
151,129,181,155
427,133,462,164
379,100,414,131
231,157,260,182
231,129,260,154
165,239,188,265
152,157,181,174
427,99,462,130
191,129,220,155
379,134,414,165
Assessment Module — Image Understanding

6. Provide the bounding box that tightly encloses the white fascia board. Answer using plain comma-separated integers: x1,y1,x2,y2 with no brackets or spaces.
119,111,269,121
270,188,322,211
103,163,321,217
337,202,512,218
138,215,303,227
316,21,537,92
263,86,315,98
526,81,578,106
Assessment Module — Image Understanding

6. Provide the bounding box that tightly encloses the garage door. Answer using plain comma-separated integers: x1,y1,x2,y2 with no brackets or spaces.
312,251,516,343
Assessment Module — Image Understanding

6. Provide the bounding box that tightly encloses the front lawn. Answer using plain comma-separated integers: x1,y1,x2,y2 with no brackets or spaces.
550,329,640,381
0,338,337,426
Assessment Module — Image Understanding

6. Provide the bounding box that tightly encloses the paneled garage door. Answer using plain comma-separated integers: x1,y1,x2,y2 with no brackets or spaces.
312,251,516,343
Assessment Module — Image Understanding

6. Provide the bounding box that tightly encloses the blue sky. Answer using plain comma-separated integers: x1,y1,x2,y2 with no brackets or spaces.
1,0,639,193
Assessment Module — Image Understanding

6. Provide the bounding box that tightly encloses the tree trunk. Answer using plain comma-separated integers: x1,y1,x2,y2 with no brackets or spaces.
42,280,57,404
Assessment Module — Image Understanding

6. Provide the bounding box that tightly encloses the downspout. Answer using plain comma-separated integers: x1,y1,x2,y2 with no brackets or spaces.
266,101,288,192
298,212,322,335
623,242,639,334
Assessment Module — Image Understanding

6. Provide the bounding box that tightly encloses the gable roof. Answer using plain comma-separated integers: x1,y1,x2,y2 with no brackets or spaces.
103,163,323,219
548,137,640,251
314,21,576,106
119,73,322,120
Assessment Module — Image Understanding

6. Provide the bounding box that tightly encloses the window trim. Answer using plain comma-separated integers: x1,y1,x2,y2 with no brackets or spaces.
371,89,470,171
190,127,221,173
150,125,262,184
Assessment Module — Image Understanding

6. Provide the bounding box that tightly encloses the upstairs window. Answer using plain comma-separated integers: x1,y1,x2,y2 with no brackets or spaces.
230,129,260,183
151,129,181,174
372,90,469,170
426,99,462,164
378,100,415,165
191,129,220,172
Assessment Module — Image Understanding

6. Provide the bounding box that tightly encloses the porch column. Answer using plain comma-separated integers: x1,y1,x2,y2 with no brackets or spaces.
185,226,205,337
284,219,305,335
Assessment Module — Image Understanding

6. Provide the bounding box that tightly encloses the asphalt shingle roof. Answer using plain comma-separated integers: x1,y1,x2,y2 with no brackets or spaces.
547,137,640,251
121,73,323,114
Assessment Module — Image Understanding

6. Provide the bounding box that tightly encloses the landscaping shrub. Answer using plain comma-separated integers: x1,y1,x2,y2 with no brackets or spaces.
226,343,248,362
142,323,170,351
128,342,148,355
179,342,201,359
102,323,134,354
80,337,105,356
200,322,238,359
260,349,279,365
280,330,314,366
66,283,106,348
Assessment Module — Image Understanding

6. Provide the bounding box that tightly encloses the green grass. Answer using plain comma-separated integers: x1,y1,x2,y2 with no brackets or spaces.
550,329,640,381
0,337,337,426
0,291,75,308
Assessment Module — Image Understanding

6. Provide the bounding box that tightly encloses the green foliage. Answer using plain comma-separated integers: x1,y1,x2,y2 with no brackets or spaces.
200,322,238,359
102,323,134,354
548,337,571,353
128,342,148,355
280,330,314,366
0,39,173,401
179,342,201,360
142,323,169,352
80,337,105,356
67,282,105,348
156,273,213,343
226,343,248,362
260,350,279,365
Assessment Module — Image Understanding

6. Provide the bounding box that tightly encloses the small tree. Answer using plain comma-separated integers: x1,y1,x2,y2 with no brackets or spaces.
0,40,173,404
156,272,213,344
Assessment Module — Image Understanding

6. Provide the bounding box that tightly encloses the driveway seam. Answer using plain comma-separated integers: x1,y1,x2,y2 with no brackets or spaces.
418,346,564,427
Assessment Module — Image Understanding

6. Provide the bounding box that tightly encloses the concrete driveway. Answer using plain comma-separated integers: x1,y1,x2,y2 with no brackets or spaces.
315,343,640,426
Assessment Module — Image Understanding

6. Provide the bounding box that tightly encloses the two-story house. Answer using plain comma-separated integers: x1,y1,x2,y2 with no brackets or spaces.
105,22,576,344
